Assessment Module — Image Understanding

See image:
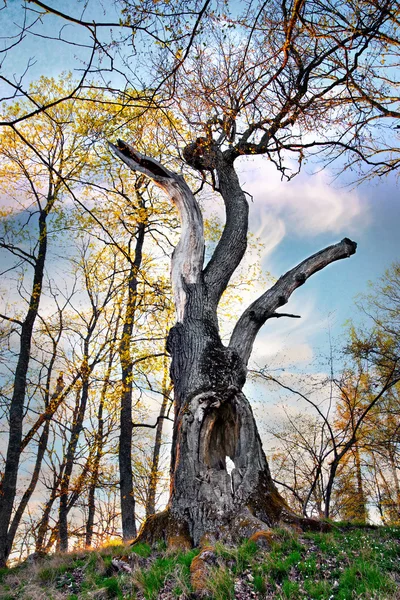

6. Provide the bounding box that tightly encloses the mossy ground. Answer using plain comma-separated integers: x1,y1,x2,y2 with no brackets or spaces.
0,525,398,599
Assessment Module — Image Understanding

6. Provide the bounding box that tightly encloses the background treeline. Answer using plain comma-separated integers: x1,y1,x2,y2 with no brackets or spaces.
263,264,400,525
0,78,179,563
0,77,399,566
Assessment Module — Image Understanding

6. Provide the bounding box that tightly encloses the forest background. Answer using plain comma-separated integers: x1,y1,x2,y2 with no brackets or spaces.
0,0,399,566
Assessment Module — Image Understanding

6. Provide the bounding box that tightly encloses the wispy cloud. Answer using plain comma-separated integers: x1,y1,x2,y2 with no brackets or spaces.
240,157,369,244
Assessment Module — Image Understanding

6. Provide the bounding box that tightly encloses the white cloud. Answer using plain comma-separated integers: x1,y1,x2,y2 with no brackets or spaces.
239,157,369,239
252,213,286,258
246,284,324,368
253,338,314,369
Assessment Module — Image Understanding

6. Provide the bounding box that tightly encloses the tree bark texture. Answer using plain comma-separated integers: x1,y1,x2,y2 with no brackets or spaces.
111,139,356,546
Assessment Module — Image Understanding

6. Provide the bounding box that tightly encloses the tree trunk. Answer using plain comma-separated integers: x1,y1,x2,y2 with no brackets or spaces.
353,443,367,521
118,192,146,542
111,140,356,547
0,197,54,567
145,359,171,518
389,447,400,517
7,421,51,554
6,373,65,555
119,379,137,541
59,374,90,552
167,319,288,545
35,470,64,554
85,360,111,548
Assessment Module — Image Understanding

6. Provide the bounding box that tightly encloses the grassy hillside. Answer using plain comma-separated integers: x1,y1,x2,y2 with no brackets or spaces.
0,525,399,599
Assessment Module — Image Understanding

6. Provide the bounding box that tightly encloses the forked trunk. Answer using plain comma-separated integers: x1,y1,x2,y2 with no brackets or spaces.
111,140,356,547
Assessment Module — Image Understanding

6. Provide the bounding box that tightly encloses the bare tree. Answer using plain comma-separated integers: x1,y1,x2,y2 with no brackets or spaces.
107,0,398,545
109,139,355,545
260,351,400,519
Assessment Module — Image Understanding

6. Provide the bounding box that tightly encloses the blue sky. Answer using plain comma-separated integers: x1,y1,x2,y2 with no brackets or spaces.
232,155,400,375
2,0,399,394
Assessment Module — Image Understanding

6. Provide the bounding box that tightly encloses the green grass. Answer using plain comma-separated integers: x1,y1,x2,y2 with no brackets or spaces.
236,539,258,571
0,524,398,599
297,554,317,577
303,578,331,599
207,567,235,600
253,572,266,594
37,563,69,582
281,578,300,598
134,548,198,600
102,576,123,599
130,542,152,558
336,559,397,599
0,568,10,584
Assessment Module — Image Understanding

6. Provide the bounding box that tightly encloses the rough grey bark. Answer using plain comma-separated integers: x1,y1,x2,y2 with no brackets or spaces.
111,139,356,545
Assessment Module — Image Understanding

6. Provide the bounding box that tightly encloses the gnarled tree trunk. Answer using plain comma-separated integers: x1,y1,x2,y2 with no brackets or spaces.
111,139,356,546
167,327,285,544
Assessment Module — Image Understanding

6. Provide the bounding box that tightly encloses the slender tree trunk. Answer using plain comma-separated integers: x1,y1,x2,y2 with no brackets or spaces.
35,470,63,554
0,199,54,567
389,447,400,516
145,360,171,517
118,200,146,541
6,374,65,554
86,381,106,547
372,457,388,525
59,373,90,552
119,376,137,541
7,421,50,553
324,457,340,519
353,443,367,521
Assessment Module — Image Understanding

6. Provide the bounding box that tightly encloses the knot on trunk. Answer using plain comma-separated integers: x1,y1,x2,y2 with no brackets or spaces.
166,322,184,355
201,344,246,392
182,138,220,172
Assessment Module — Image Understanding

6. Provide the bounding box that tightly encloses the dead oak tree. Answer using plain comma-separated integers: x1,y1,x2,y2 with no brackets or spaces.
107,0,395,546
110,139,356,546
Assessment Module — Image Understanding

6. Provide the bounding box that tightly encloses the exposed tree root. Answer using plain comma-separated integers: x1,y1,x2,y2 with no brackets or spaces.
132,508,192,551
132,502,330,553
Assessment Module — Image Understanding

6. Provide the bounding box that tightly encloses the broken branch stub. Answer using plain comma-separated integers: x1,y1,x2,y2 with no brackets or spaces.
109,140,205,321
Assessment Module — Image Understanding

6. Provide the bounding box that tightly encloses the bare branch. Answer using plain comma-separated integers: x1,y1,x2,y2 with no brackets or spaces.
0,313,23,327
230,238,357,365
110,140,204,321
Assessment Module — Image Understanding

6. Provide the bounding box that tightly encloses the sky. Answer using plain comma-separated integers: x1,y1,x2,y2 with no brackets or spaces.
239,156,400,370
1,1,399,425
